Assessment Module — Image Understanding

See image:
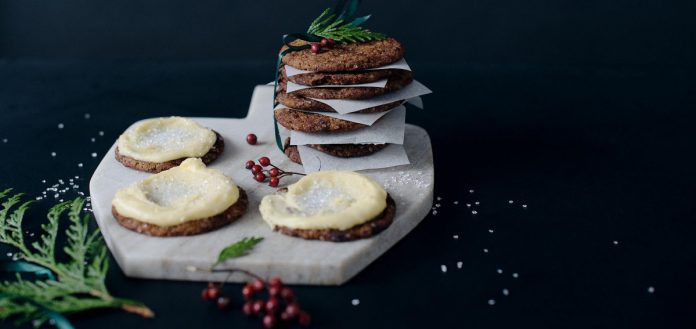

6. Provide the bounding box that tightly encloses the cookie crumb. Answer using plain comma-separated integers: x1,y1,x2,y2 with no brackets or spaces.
502,289,509,296
440,265,447,273
351,299,360,306
647,286,655,294
488,299,496,306
57,123,64,129
456,261,463,269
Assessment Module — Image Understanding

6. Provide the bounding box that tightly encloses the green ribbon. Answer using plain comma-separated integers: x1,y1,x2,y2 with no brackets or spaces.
0,261,74,329
271,0,368,152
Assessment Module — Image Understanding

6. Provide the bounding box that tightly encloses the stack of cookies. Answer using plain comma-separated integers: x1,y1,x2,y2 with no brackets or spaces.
274,38,431,171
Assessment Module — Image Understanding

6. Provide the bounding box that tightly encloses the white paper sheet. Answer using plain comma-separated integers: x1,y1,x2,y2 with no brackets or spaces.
290,107,406,145
307,80,432,114
286,79,388,93
274,105,402,126
298,144,410,173
284,58,412,77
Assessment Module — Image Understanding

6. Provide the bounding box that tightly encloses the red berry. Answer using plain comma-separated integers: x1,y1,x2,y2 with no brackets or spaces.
242,301,254,316
266,297,280,314
217,296,231,310
242,285,254,300
269,276,283,288
285,302,300,318
269,177,279,187
310,43,321,54
298,312,311,326
269,286,281,298
201,288,211,301
258,156,271,167
263,314,277,329
245,160,255,169
327,38,335,48
246,133,257,145
320,38,329,47
252,279,265,292
251,165,263,174
255,173,266,182
252,300,265,315
280,312,292,322
280,287,295,302
269,168,280,177
206,286,220,300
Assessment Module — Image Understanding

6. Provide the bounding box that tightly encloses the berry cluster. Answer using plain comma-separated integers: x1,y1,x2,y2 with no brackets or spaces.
245,157,305,187
242,277,311,328
310,38,336,54
201,282,231,310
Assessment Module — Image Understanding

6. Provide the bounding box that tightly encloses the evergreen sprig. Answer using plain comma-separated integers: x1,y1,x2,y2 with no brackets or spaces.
213,237,264,267
307,8,386,43
0,189,153,328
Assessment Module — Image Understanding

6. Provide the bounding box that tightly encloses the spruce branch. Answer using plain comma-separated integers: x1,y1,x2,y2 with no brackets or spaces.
306,7,385,43
0,191,154,328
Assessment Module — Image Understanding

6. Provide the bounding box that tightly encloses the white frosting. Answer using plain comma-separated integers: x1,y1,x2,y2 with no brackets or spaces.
259,171,387,230
117,117,217,163
112,158,239,226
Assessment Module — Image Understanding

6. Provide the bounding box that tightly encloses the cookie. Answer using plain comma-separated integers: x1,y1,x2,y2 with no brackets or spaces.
115,131,224,173
275,108,367,133
281,38,405,72
274,193,396,242
112,188,248,237
283,138,387,164
283,66,412,86
280,72,412,100
276,92,401,113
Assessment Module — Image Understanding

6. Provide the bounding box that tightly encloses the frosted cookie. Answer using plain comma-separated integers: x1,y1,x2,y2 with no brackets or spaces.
259,171,395,242
283,138,387,164
111,158,247,237
115,117,224,173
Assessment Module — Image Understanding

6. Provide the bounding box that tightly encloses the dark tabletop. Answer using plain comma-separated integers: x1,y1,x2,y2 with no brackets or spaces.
0,59,694,329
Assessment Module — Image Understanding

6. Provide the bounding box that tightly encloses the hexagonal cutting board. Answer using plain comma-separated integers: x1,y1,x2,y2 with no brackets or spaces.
89,85,434,285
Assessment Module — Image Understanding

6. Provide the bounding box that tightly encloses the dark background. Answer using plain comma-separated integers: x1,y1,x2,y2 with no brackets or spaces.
1,0,695,328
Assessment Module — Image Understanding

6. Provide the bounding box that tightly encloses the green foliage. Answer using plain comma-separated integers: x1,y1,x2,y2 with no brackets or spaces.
0,190,153,328
307,8,386,43
214,237,264,267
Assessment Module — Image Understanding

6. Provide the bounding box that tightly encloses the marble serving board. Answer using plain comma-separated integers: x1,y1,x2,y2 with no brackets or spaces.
89,85,434,285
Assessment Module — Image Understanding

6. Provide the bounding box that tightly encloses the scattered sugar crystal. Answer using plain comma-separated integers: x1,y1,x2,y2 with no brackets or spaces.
50,152,56,157
483,248,489,253
35,197,42,200
522,204,528,208
488,299,496,306
437,197,442,201
508,200,514,204
613,240,619,245
469,189,475,193
466,203,471,208
99,131,104,136
435,203,440,208
351,299,360,306
475,201,480,205
497,269,503,274
502,289,509,296
77,163,83,168
453,235,459,239
6,252,12,257
453,201,459,205
57,123,64,129
432,210,438,215
488,229,494,234
41,180,46,183
84,113,91,119
512,273,519,278
471,210,478,215
91,138,96,142
440,265,447,273
456,261,463,269
54,194,59,198
91,152,97,158
647,286,655,294
2,138,7,143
